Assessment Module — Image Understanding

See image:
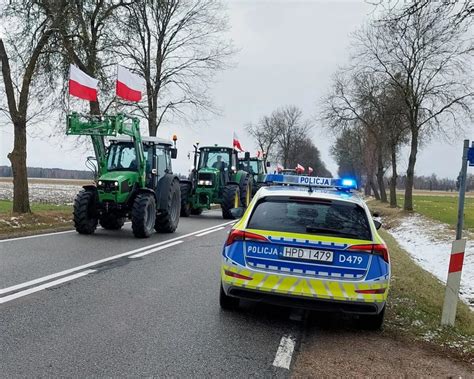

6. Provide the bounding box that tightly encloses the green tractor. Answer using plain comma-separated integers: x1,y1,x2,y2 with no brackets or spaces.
180,145,253,219
67,113,181,238
238,156,270,196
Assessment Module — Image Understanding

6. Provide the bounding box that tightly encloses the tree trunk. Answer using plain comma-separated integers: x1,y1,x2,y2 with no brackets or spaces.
89,100,100,115
8,121,31,213
364,181,372,196
404,129,418,211
148,108,157,136
389,147,398,208
376,151,388,203
370,176,380,200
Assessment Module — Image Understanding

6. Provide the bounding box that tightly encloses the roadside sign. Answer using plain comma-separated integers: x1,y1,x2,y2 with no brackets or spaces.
468,146,474,166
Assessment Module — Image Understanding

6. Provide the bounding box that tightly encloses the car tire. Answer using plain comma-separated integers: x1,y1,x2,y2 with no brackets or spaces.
73,189,98,234
131,193,156,238
219,284,239,310
357,306,385,330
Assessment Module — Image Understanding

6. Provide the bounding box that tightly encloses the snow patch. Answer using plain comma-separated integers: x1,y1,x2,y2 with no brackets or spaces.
388,213,474,309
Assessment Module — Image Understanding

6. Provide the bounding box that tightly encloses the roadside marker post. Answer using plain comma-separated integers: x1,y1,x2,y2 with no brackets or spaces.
441,139,471,326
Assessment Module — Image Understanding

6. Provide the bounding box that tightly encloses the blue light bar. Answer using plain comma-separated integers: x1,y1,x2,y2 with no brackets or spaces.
264,174,357,190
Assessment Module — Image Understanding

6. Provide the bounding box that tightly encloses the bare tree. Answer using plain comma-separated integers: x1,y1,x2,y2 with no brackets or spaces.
354,3,474,210
273,106,313,168
116,0,235,136
245,114,280,165
0,0,65,213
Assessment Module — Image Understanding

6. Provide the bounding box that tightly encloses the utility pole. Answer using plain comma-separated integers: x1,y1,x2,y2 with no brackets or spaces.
441,139,471,326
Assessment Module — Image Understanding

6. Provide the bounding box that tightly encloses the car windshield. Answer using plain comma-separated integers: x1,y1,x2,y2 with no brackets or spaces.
247,196,372,241
198,149,230,170
107,143,138,171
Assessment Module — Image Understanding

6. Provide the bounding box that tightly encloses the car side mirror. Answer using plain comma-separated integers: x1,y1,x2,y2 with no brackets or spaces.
373,219,382,230
230,207,245,218
266,161,271,167
170,148,177,159
244,152,250,160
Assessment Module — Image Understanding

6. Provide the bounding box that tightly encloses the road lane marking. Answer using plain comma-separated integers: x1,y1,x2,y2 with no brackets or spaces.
0,270,96,304
129,241,183,258
0,220,235,296
195,226,225,237
272,335,296,370
0,230,76,243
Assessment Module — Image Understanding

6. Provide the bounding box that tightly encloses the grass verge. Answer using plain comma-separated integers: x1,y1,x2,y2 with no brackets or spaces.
396,194,473,231
369,201,473,362
0,200,73,239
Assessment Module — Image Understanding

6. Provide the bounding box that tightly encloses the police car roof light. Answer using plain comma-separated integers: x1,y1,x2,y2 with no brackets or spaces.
264,174,357,191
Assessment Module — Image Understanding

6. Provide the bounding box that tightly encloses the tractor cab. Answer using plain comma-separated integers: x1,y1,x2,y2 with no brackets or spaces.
238,156,269,195
197,146,238,186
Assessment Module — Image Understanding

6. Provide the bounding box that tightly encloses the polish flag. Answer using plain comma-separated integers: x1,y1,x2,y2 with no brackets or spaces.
233,132,244,152
116,65,144,102
276,163,284,173
308,167,314,175
69,65,98,101
256,150,262,158
296,164,305,174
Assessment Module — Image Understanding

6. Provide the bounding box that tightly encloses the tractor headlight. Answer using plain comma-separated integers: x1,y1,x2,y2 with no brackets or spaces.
98,180,103,186
198,180,212,186
114,181,119,187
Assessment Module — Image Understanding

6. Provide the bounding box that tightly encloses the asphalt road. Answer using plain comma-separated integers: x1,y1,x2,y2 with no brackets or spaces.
0,211,303,377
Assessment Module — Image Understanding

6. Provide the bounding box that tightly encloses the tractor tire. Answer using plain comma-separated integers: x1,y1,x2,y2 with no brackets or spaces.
180,182,192,217
221,184,240,219
239,174,252,208
190,207,203,215
99,215,125,230
131,193,156,238
155,178,181,233
253,182,264,196
73,189,98,235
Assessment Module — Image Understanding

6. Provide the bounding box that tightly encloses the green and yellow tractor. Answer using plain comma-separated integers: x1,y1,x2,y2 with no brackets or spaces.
179,145,253,219
238,155,270,196
67,113,181,238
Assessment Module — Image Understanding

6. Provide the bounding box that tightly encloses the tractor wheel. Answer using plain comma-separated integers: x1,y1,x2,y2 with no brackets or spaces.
155,178,181,233
190,207,203,215
99,215,125,230
131,193,156,238
73,189,98,235
239,174,252,208
180,182,192,217
253,182,264,196
221,184,240,219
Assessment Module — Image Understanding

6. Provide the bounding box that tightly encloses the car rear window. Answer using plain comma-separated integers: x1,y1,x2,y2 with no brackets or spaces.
246,196,372,241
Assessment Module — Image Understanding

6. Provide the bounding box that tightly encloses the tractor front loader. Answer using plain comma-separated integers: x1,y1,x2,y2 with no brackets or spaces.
67,113,181,238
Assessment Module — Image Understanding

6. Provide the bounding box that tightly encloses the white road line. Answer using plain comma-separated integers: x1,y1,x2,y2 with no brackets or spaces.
0,220,235,296
129,241,183,258
0,270,96,304
272,335,296,370
195,226,225,237
0,229,76,243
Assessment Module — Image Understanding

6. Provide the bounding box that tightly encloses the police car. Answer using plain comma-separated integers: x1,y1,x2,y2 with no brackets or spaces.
220,174,390,329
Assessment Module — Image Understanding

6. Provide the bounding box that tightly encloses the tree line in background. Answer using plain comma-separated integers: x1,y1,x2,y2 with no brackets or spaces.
0,0,233,213
0,166,93,180
246,105,331,177
323,2,473,209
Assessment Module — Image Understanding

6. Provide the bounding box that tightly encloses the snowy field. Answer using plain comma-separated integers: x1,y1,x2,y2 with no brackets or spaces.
0,181,82,205
389,213,474,309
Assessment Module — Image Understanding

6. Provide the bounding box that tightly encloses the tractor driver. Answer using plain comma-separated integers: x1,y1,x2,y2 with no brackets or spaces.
212,155,228,171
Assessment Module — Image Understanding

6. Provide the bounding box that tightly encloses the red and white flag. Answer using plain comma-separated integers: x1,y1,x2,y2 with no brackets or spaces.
276,163,284,173
308,167,314,175
256,150,262,158
69,65,98,101
233,132,244,152
116,65,144,102
296,163,305,174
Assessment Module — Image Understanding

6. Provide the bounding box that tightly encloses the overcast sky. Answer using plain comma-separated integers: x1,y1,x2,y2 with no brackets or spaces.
0,0,471,178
